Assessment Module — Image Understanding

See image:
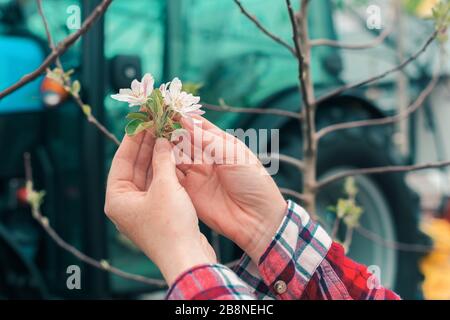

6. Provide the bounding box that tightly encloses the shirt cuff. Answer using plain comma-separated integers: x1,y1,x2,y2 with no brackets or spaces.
166,264,256,300
234,200,332,299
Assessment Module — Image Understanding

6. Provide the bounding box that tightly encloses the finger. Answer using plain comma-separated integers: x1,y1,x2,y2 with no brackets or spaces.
107,134,145,188
151,138,178,182
178,119,226,158
133,131,156,190
181,117,256,166
176,168,186,184
180,116,226,140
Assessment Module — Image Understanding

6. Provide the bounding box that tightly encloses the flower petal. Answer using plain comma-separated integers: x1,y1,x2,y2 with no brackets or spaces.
169,77,182,95
111,93,133,102
182,94,200,106
131,79,141,94
182,104,203,113
141,73,154,97
119,88,132,95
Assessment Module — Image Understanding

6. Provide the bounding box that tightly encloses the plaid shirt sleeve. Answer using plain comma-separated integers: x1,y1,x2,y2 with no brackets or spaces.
233,200,401,300
166,264,256,300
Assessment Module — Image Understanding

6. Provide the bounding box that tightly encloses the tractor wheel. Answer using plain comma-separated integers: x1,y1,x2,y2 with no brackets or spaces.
274,104,430,299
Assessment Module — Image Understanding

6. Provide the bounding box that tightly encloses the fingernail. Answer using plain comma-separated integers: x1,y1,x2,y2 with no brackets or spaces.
155,138,170,152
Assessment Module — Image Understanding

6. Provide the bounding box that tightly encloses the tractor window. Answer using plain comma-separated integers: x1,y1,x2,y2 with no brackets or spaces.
332,0,436,83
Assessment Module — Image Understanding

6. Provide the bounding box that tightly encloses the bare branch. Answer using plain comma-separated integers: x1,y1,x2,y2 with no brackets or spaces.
203,102,302,121
316,60,441,140
36,0,63,70
316,160,450,190
285,0,317,213
23,153,166,288
310,24,392,50
36,0,120,146
259,153,304,171
280,188,307,202
233,0,297,57
0,0,113,100
73,94,121,145
315,30,439,105
355,225,433,253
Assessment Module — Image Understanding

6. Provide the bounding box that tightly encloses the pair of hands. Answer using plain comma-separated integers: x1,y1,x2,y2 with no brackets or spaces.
104,116,287,285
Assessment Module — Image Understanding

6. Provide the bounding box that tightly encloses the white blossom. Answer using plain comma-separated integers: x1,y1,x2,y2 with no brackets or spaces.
111,73,154,107
160,77,204,118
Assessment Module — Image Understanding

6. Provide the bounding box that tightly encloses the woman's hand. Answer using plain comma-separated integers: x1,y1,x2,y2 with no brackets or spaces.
105,132,216,285
176,117,287,263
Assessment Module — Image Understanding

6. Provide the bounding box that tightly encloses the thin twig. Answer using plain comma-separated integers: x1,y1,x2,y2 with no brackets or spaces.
36,0,120,146
355,225,433,253
233,0,297,57
310,23,392,50
203,103,302,121
72,94,120,146
316,58,441,140
259,153,304,171
331,217,340,239
280,188,307,202
23,153,166,288
315,30,439,105
0,0,113,99
317,160,450,190
36,0,63,70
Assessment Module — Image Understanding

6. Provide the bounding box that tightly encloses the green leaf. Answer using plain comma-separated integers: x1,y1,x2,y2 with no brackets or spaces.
336,199,349,218
71,80,81,96
126,111,149,121
125,119,153,136
172,122,182,130
82,104,92,117
148,89,164,117
46,68,64,84
344,177,358,198
343,206,363,227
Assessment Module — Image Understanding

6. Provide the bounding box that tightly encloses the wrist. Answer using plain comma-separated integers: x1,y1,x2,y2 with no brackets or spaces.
246,200,287,263
155,243,215,286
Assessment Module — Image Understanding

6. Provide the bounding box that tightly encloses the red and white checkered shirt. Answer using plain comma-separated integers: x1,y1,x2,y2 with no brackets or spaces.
166,200,401,300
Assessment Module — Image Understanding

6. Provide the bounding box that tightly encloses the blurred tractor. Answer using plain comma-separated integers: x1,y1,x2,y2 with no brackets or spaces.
0,0,441,299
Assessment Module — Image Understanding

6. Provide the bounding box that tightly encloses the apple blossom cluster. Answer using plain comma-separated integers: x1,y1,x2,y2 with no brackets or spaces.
111,73,204,138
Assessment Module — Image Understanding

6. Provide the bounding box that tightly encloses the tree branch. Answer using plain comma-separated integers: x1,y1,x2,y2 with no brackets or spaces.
73,94,121,145
316,58,441,140
203,102,302,121
285,0,317,213
36,0,120,146
259,153,305,171
355,225,433,253
0,0,113,100
280,187,306,202
23,153,166,288
310,24,392,50
233,0,297,57
315,30,439,105
36,0,63,70
316,160,450,190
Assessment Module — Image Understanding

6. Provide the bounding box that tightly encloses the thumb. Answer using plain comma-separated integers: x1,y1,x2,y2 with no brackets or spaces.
152,138,177,181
